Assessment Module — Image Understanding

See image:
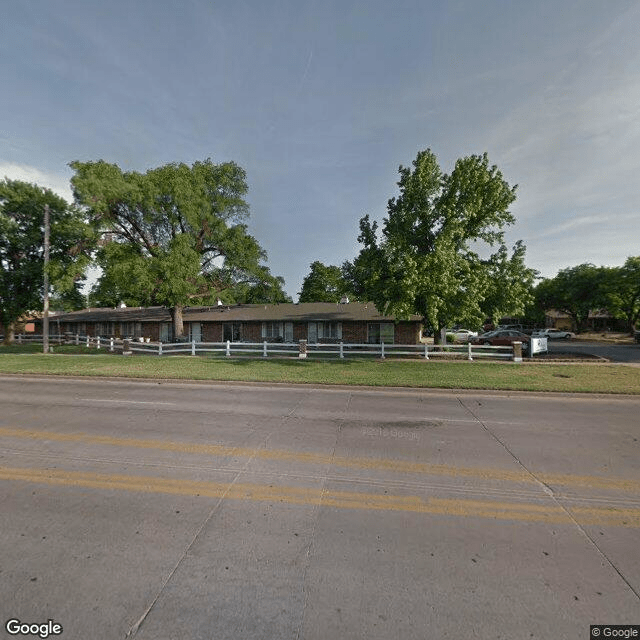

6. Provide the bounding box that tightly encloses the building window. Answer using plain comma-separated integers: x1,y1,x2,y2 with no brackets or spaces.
223,323,242,342
120,322,142,338
367,323,394,344
284,322,293,343
95,322,114,336
308,321,342,343
262,322,284,341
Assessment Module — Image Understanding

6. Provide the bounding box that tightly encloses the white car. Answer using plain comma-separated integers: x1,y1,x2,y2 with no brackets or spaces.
448,329,479,342
534,328,575,340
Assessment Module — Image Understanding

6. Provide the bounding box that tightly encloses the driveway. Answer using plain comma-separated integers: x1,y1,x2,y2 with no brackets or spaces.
547,340,640,363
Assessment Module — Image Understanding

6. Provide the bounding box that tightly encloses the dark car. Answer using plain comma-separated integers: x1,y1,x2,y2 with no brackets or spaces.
470,330,531,353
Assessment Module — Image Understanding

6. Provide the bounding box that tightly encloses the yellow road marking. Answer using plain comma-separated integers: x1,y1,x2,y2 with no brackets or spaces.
0,426,639,494
0,466,638,527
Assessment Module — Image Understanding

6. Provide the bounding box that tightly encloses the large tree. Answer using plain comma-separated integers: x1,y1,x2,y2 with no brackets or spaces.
0,179,93,343
604,257,640,333
71,158,283,338
298,261,350,302
343,149,534,338
535,263,609,332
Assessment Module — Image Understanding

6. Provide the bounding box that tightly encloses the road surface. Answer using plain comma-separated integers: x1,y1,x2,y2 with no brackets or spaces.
0,376,638,639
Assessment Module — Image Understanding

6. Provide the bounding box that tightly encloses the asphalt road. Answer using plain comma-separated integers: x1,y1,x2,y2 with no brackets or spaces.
0,377,639,640
547,340,640,363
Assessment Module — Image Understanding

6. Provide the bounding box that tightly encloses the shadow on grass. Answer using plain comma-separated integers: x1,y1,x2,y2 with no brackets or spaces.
212,357,382,367
0,344,111,356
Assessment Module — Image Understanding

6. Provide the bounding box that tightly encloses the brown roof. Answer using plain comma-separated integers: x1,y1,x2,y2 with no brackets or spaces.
51,307,172,322
184,302,420,322
52,303,421,324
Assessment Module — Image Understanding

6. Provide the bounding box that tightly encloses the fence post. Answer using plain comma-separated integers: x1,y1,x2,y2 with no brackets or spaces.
339,341,344,359
110,337,114,352
192,340,196,356
512,341,523,363
299,339,307,359
122,339,132,356
158,341,162,356
263,341,268,357
96,336,101,350
226,340,231,357
424,344,429,360
380,340,385,360
86,335,90,348
75,334,79,346
468,341,473,361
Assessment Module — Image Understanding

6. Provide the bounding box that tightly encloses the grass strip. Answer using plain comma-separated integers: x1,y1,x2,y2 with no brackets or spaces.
0,352,638,394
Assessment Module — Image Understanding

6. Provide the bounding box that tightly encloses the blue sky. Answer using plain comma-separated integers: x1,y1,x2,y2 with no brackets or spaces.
2,0,639,300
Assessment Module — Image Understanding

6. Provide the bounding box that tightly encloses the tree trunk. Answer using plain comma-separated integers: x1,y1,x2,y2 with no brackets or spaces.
172,305,185,341
434,324,447,345
2,322,15,345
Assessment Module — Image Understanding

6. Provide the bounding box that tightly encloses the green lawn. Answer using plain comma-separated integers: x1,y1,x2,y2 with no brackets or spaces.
0,351,638,394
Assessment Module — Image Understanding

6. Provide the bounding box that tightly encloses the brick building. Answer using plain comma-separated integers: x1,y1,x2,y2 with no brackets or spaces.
48,302,423,345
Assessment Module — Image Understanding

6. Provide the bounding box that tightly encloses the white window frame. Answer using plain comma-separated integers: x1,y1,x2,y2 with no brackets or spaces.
308,321,342,343
261,322,284,340
223,322,242,342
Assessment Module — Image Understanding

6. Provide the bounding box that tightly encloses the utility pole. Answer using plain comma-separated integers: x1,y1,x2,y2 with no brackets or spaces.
43,204,50,354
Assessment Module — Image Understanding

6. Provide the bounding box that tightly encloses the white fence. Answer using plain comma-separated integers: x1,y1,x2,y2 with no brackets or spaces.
3,334,535,361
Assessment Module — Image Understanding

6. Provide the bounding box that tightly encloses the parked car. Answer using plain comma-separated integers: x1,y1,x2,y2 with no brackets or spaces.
470,330,531,353
533,328,575,340
447,329,478,342
634,330,640,344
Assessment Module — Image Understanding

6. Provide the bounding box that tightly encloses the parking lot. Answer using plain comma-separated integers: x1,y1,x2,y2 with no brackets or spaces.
547,340,640,363
1,376,639,639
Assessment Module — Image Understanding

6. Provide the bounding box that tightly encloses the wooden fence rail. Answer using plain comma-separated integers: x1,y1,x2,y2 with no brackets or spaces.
3,334,532,361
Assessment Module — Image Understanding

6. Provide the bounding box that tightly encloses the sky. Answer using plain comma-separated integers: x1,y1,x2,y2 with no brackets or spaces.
2,0,639,300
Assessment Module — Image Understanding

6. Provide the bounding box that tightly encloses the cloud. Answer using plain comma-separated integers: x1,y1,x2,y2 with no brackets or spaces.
530,212,640,240
0,162,74,202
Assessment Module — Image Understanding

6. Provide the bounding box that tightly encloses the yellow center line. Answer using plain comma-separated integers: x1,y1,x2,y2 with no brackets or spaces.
0,426,639,493
0,465,638,527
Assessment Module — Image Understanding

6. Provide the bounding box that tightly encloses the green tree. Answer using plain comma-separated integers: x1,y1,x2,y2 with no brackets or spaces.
230,273,292,304
343,149,533,339
535,263,608,332
71,158,283,338
480,241,538,325
0,179,93,343
298,261,350,302
602,257,640,333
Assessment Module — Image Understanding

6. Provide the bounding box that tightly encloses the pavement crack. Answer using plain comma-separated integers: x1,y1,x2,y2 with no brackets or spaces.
457,396,640,604
124,433,274,638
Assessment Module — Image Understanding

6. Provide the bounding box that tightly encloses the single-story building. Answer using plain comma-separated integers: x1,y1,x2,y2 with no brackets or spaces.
544,309,627,332
44,302,423,344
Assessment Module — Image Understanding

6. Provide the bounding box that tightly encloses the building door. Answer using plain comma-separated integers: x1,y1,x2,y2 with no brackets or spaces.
190,322,202,343
159,323,173,343
284,322,293,343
